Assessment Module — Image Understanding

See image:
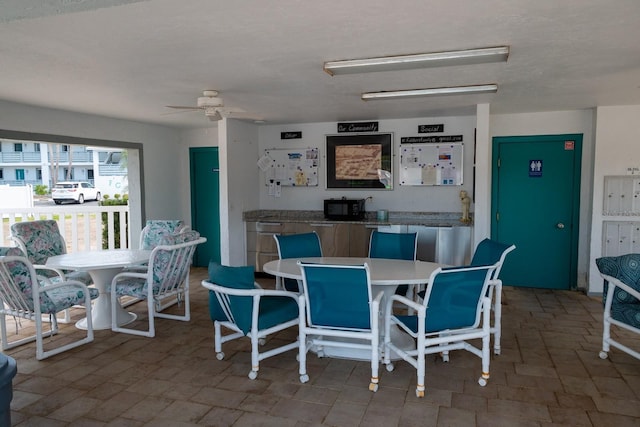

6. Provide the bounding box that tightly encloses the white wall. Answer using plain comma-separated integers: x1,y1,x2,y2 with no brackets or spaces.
257,116,477,214
589,105,640,293
0,100,184,237
490,109,595,290
219,119,260,265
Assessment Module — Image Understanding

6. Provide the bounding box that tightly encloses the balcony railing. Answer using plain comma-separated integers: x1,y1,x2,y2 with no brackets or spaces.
1,205,131,252
0,152,43,163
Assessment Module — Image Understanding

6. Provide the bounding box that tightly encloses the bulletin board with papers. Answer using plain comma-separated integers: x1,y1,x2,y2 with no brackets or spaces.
399,143,464,186
258,147,319,187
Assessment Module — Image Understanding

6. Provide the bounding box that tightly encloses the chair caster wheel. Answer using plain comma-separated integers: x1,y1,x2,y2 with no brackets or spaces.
248,370,258,380
317,350,325,358
216,352,224,360
599,351,608,360
385,363,394,372
441,353,449,363
258,338,266,346
478,377,488,387
494,348,501,356
300,374,309,383
368,382,378,392
416,389,425,398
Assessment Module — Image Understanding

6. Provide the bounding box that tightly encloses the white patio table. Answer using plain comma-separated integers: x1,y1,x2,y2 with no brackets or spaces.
263,256,444,360
46,249,151,330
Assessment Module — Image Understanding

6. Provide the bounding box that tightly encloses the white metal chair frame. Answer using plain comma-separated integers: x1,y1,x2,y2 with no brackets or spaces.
384,264,497,398
598,273,640,360
201,281,300,380
0,255,95,360
110,236,206,337
297,262,383,392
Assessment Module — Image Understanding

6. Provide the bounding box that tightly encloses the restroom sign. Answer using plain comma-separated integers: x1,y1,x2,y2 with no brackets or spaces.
529,160,543,177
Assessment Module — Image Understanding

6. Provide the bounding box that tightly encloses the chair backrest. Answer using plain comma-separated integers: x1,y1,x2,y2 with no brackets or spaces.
207,262,257,334
596,254,640,307
147,230,205,296
298,262,372,331
139,219,187,250
421,264,497,333
0,250,58,315
368,231,417,261
10,220,67,265
274,232,323,259
470,238,516,279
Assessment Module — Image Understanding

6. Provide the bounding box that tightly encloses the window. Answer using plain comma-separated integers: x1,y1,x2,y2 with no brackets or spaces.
87,169,94,180
36,168,42,180
0,169,3,179
63,168,74,180
62,145,69,152
34,143,40,152
14,143,23,152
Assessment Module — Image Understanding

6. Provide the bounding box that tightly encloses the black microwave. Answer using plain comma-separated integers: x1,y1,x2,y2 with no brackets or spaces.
324,198,365,221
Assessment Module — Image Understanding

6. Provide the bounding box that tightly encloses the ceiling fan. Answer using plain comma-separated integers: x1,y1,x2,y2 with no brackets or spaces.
166,90,260,121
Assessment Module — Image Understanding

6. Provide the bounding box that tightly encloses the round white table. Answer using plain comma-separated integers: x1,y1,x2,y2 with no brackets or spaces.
263,257,444,360
46,249,151,330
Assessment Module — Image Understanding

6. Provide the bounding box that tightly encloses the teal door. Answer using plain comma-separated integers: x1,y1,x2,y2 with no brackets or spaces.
491,134,582,289
190,147,220,267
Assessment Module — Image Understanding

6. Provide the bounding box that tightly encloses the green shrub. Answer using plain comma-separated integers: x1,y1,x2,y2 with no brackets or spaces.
100,196,129,249
34,184,49,196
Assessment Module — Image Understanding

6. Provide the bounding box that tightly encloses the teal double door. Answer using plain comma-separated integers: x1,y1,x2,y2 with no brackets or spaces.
491,134,582,289
189,147,220,267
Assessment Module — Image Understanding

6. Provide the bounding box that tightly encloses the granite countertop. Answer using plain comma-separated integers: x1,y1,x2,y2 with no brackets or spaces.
243,210,472,227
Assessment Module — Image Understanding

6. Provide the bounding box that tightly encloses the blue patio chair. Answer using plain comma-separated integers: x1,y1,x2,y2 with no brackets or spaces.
202,262,299,380
297,262,383,392
595,254,640,361
384,263,498,397
0,247,99,360
368,230,417,298
469,239,516,355
11,220,93,323
273,232,322,292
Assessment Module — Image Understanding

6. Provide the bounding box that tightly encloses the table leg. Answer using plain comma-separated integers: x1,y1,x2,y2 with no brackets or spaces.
75,267,137,330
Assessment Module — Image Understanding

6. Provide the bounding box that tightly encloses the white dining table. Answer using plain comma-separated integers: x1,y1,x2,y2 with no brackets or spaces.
46,249,151,330
263,256,444,360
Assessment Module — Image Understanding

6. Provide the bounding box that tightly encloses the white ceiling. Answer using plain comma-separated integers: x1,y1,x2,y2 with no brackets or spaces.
1,0,639,129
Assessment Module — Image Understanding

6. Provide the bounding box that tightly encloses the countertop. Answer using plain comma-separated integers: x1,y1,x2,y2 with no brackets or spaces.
243,210,472,227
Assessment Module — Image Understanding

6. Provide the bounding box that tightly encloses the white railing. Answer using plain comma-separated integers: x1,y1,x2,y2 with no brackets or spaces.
1,205,131,251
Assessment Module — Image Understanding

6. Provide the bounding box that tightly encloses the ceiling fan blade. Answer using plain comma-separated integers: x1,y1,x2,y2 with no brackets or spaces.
165,105,201,110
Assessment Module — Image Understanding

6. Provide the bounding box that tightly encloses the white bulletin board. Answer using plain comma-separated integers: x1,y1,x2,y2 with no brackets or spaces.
260,147,319,187
399,143,464,186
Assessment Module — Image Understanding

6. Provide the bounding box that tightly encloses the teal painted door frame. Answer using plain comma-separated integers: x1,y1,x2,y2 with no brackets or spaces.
491,134,582,289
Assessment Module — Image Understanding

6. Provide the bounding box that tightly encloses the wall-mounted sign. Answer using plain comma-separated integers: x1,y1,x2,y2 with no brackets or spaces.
529,159,543,177
337,121,379,133
281,131,302,139
418,124,444,133
401,135,463,144
565,140,575,150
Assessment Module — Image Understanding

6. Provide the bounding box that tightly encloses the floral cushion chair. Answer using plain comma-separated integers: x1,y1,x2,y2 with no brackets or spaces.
139,220,188,250
110,230,206,337
11,220,93,323
0,246,99,360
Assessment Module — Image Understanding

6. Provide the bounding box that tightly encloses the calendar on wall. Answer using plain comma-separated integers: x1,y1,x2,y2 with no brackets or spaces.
398,142,464,186
259,147,319,187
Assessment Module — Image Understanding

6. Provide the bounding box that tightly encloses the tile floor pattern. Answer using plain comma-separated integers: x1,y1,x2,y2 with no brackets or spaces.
4,267,640,426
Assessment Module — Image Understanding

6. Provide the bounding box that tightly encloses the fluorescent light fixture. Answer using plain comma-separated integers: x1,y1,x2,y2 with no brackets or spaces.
361,84,498,101
324,46,509,76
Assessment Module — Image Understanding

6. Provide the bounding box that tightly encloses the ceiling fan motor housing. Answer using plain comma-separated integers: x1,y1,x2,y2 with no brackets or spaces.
197,95,224,108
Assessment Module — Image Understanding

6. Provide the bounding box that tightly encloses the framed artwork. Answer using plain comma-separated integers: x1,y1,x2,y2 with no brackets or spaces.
326,133,393,189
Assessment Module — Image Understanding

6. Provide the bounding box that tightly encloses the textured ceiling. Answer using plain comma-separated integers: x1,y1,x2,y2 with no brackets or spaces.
0,0,639,128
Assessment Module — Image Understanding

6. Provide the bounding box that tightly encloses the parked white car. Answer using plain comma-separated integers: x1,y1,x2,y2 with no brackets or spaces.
52,181,101,204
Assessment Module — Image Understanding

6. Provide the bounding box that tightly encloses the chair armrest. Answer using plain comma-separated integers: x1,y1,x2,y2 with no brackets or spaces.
600,273,640,302
386,293,423,313
112,271,149,284
33,263,67,279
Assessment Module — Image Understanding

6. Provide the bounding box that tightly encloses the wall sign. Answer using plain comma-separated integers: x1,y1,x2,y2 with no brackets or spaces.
401,135,463,143
418,124,444,133
529,160,543,177
281,131,302,139
337,121,378,133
